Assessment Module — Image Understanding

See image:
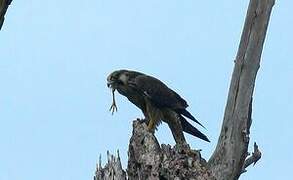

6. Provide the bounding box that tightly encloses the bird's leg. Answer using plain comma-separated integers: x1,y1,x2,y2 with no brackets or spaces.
109,89,118,114
147,118,155,133
145,102,156,133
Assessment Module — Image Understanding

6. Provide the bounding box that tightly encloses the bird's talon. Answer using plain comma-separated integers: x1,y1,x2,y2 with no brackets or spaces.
146,126,155,134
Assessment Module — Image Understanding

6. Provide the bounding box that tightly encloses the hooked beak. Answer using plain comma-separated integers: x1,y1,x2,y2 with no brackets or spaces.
107,81,114,88
107,82,111,88
107,74,114,88
107,79,117,89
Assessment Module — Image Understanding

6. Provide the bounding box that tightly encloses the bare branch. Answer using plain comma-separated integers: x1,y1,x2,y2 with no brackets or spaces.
208,0,275,179
94,151,126,180
0,0,12,30
242,142,262,173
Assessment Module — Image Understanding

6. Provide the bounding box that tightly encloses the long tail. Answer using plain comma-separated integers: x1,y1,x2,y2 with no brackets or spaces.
177,109,206,129
179,115,210,142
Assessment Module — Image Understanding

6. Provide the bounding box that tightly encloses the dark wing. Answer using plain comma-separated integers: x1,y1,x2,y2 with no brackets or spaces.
130,73,205,128
130,74,188,109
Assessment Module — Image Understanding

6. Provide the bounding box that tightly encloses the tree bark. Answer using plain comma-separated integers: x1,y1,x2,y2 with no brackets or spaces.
96,0,275,179
0,0,12,30
127,120,216,180
96,120,216,180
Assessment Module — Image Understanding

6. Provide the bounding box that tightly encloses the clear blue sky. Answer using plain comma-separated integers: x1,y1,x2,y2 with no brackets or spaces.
0,0,292,180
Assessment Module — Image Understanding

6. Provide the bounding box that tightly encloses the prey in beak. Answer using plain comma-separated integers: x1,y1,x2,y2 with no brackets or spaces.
107,76,118,115
107,70,129,115
109,88,117,114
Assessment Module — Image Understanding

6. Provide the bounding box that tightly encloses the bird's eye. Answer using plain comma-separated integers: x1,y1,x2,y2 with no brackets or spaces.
117,80,124,85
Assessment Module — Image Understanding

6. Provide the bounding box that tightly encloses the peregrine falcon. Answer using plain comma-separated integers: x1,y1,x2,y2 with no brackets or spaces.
107,69,209,144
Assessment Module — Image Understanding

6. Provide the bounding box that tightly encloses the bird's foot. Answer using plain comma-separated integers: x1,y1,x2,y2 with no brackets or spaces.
137,118,148,124
147,126,155,134
146,119,156,134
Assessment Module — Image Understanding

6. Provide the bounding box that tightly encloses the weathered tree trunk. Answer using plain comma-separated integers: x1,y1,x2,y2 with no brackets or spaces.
94,151,126,180
127,120,215,180
208,0,274,179
95,120,215,180
0,0,12,30
95,0,275,179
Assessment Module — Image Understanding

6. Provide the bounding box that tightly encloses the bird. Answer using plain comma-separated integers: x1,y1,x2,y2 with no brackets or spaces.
106,69,210,145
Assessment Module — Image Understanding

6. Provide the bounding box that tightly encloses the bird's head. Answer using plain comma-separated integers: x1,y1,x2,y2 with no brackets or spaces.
107,70,131,90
